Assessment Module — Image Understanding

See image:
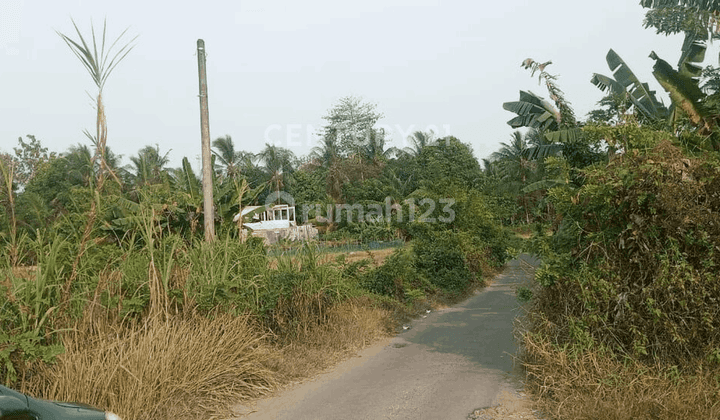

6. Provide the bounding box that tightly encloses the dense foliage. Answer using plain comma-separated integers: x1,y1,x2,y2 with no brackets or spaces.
531,125,720,365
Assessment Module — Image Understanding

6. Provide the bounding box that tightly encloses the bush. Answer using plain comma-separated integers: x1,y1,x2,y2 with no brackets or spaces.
361,247,435,303
257,245,359,340
410,224,474,294
533,129,720,366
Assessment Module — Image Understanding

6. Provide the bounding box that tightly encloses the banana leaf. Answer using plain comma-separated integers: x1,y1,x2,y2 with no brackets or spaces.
544,128,584,144
503,90,560,131
651,50,710,131
603,49,668,120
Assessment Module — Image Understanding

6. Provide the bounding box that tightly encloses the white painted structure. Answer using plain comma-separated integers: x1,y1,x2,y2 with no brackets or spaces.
233,204,318,244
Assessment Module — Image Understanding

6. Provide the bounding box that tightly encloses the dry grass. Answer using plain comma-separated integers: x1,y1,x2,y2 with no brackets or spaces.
19,298,391,420
267,297,392,382
25,312,278,420
522,333,720,420
267,247,397,270
318,248,396,266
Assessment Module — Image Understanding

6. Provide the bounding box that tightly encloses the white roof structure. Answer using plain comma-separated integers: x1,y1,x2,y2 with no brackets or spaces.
232,204,297,229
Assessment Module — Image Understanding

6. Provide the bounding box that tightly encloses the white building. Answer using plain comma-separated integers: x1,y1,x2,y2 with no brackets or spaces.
233,204,318,245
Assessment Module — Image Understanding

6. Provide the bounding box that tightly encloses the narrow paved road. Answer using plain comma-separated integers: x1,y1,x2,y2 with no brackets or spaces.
234,255,539,420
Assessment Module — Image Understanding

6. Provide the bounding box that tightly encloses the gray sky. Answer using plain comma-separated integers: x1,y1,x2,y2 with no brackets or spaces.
0,0,711,170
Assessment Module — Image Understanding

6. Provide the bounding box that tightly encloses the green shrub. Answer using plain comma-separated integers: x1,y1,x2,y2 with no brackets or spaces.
257,245,358,339
533,131,720,366
186,234,267,313
410,224,473,294
361,247,435,302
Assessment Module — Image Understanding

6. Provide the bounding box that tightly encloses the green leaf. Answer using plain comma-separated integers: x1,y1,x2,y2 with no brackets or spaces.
650,50,710,131
544,128,584,144
604,49,668,120
522,143,564,161
678,32,706,78
503,90,560,130
590,73,625,95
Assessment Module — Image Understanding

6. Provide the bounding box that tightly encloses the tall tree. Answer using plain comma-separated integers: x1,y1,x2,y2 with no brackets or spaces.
62,143,121,187
404,130,437,157
12,135,56,188
490,131,534,186
489,132,538,223
310,136,344,201
310,136,339,168
641,0,720,40
361,128,393,164
322,96,384,157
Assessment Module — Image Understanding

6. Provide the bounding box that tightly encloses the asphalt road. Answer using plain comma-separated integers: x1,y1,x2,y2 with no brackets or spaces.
234,254,540,420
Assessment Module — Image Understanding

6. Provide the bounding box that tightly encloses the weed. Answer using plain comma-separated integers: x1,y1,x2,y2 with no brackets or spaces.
516,286,533,303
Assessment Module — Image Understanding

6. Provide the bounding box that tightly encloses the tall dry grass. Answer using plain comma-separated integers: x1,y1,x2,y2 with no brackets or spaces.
25,312,277,420
268,298,391,381
19,299,391,420
16,254,392,420
522,332,720,420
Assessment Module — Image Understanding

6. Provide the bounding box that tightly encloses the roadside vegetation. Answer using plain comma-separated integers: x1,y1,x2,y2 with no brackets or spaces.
0,21,517,420
9,3,720,419
486,2,720,418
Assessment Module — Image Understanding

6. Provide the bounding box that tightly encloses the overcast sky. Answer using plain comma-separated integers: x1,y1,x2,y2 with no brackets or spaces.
1,0,714,170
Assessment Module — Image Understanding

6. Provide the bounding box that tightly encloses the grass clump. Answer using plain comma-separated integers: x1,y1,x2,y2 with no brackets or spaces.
523,331,720,420
25,312,276,420
268,297,392,381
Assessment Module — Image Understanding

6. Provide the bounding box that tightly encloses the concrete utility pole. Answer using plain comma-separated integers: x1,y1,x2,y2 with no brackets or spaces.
197,39,215,242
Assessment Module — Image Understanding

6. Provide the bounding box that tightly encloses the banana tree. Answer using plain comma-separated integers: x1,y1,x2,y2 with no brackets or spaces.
504,59,585,150
590,49,669,122
650,30,715,133
502,59,605,225
592,33,719,150
503,89,581,161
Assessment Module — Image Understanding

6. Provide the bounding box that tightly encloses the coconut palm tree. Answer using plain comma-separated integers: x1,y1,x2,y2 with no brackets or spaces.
490,131,538,223
404,130,436,157
127,145,171,187
255,143,295,198
211,135,255,180
361,128,393,164
64,144,122,187
310,136,346,202
491,132,534,185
